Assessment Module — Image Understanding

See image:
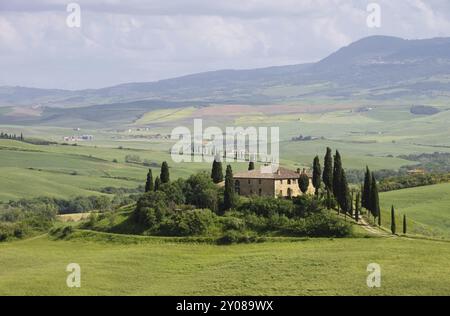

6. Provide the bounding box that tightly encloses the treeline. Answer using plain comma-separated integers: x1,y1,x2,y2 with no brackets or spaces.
0,199,56,241
379,173,450,192
399,152,450,173
0,131,56,146
0,132,24,141
7,194,138,215
0,193,139,241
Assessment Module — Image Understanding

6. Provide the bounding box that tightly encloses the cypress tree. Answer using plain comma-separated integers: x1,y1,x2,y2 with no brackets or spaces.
350,190,354,217
403,214,407,234
370,174,381,225
248,161,255,171
154,176,161,191
160,161,170,184
298,172,310,194
224,165,235,210
355,191,361,222
211,159,224,183
339,169,352,216
332,151,343,212
326,189,331,210
312,156,322,196
362,166,371,210
322,147,333,192
145,169,154,193
391,205,396,235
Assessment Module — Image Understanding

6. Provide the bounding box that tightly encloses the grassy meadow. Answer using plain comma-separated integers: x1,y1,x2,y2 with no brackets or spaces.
380,183,450,238
0,233,449,296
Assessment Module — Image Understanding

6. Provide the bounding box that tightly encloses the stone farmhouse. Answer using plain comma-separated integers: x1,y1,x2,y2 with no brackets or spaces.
233,166,314,198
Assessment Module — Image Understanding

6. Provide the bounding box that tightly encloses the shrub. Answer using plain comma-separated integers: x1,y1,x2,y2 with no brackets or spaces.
160,209,217,236
184,172,219,212
133,191,169,226
283,211,352,237
237,197,294,218
159,181,186,205
217,230,258,245
292,195,323,217
220,216,246,231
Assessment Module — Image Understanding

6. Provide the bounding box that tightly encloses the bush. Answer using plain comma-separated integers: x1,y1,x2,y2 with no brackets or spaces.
220,216,246,231
293,195,323,217
160,209,217,236
133,191,169,226
217,230,259,245
184,172,219,212
283,211,352,237
237,197,294,218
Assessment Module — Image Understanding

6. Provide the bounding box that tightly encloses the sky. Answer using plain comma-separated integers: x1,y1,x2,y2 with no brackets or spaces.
1,0,450,90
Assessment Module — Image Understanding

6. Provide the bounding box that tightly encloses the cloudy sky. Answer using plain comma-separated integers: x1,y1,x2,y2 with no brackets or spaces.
1,0,450,90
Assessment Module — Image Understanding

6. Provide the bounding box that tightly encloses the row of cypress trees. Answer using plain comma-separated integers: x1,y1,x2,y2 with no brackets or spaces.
144,161,170,193
362,166,381,225
143,155,408,234
319,148,353,217
0,132,24,141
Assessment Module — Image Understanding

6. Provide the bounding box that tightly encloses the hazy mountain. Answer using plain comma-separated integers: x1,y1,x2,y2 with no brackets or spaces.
2,35,450,109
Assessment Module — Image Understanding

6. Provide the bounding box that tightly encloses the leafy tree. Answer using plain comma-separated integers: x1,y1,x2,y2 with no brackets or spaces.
223,165,235,211
185,172,219,212
160,161,170,183
145,169,154,193
159,181,186,205
322,147,333,192
391,205,396,235
298,172,310,194
154,176,161,191
362,166,371,210
248,161,255,170
211,159,224,184
312,156,322,196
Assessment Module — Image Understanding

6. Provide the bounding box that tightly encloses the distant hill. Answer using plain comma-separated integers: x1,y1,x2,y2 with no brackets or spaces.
2,35,450,109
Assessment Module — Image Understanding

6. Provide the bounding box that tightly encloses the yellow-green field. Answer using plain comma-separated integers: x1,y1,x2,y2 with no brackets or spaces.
135,107,197,125
380,183,450,238
0,234,449,295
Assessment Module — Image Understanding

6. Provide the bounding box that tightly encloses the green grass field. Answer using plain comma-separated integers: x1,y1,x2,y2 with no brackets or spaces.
380,183,450,238
0,234,449,295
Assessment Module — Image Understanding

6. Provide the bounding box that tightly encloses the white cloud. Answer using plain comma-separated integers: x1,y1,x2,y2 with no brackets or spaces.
1,0,450,89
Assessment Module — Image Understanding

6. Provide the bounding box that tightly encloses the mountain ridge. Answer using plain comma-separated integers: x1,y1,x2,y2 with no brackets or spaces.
2,35,450,108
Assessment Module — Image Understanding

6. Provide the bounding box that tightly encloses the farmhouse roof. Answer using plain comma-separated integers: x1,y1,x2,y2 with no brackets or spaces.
234,166,311,180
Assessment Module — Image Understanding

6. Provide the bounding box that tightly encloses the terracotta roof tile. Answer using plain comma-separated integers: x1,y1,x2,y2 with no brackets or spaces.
234,167,311,179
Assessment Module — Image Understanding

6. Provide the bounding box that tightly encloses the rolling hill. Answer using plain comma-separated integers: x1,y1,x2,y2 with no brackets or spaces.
2,35,450,112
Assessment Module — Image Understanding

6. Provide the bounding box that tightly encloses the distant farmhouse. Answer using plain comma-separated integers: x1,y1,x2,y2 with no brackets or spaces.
234,166,314,198
63,135,94,142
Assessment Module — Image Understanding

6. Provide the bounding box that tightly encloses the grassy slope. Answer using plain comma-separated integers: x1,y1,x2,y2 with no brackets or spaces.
380,183,450,238
0,139,252,201
0,235,449,295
